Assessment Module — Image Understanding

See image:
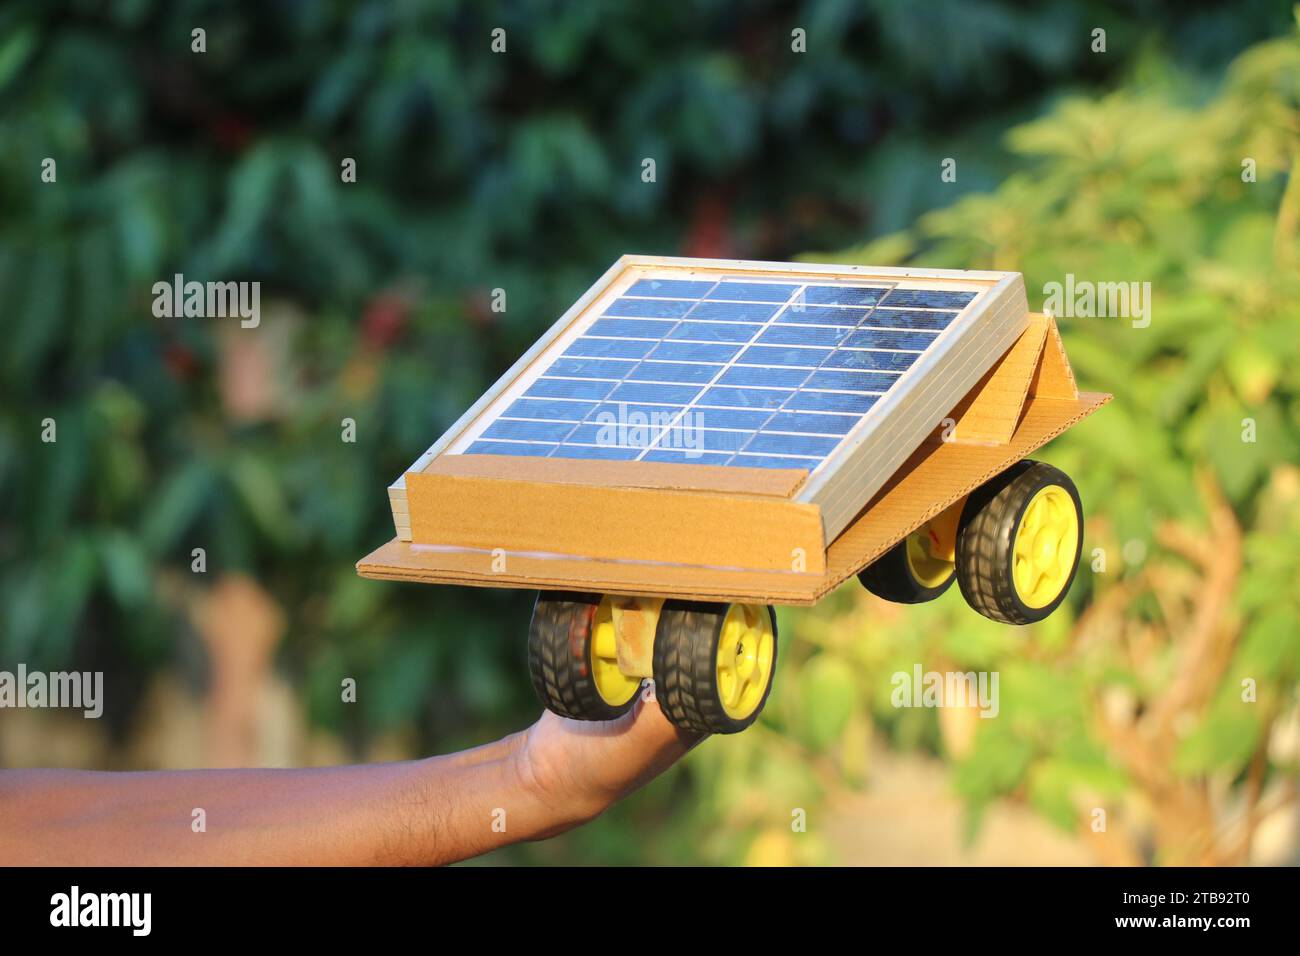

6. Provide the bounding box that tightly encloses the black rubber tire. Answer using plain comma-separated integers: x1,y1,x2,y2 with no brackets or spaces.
527,592,640,721
858,536,956,604
652,601,778,735
955,460,1083,625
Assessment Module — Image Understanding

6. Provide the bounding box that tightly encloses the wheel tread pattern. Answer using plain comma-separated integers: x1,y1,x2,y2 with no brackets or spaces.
955,461,1082,626
652,602,777,735
527,592,636,721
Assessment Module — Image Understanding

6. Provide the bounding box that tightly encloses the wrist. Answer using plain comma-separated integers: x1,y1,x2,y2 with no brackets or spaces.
509,728,607,836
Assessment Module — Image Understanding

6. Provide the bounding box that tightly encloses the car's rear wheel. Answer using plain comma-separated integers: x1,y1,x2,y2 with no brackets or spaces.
859,516,958,604
956,461,1083,625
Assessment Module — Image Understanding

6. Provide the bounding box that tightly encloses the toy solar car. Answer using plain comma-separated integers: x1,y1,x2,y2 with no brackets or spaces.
358,257,1110,734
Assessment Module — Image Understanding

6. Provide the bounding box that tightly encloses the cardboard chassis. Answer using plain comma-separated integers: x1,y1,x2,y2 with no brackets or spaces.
357,314,1110,608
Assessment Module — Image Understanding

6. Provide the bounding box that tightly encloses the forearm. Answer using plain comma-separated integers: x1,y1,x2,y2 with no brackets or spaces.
0,732,573,866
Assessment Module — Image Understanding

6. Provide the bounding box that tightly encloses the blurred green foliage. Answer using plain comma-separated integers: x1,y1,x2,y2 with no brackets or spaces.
0,1,1295,863
785,29,1300,864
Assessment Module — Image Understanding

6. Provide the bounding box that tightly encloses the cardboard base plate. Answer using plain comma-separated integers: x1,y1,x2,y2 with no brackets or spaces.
357,391,1110,606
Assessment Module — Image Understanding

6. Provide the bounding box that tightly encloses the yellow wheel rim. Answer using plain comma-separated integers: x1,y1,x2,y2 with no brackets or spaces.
716,604,775,721
1011,485,1079,609
905,528,956,589
590,595,641,707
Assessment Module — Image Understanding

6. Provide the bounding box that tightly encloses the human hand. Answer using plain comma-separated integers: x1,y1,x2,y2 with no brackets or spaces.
513,685,704,837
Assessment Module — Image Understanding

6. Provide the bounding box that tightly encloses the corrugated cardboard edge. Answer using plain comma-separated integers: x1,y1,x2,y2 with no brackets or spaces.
355,538,823,604
948,314,1050,445
358,390,1111,605
405,469,827,575
1029,313,1080,400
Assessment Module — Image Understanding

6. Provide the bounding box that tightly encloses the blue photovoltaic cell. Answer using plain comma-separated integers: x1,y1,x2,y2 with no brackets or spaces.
502,398,596,420
746,433,840,457
462,273,983,471
467,440,558,457
603,298,696,318
626,278,716,298
483,419,576,442
866,308,957,331
717,365,808,388
648,341,741,362
588,318,676,338
692,430,754,452
564,337,657,359
785,391,880,413
627,361,721,384
757,325,852,347
878,289,976,309
567,423,658,445
548,357,637,378
821,351,915,371
706,281,800,302
805,369,902,390
692,407,777,430
525,379,615,400
609,382,703,405
777,305,872,326
590,401,686,421
691,301,784,322
738,345,831,367
667,321,763,342
841,329,938,351
765,412,860,434
802,285,889,307
700,387,791,409
803,365,897,388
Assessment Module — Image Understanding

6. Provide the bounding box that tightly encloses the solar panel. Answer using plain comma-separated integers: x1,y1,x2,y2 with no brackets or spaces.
400,257,1030,541
455,275,979,473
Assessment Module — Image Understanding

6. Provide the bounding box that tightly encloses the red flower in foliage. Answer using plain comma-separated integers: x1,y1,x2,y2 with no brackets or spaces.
210,111,253,153
683,194,736,259
163,342,199,381
362,292,411,350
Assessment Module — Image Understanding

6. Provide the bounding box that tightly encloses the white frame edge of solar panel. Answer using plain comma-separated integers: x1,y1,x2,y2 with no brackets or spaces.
389,256,1029,545
442,258,1008,460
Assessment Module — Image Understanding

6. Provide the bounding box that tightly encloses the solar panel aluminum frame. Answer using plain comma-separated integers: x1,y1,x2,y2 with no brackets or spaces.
388,256,1029,545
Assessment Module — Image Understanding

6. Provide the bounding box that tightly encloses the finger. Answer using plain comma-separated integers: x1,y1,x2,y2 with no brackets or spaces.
630,688,708,754
596,693,706,801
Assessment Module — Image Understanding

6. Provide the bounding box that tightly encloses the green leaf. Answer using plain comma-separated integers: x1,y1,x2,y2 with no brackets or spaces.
141,459,215,554
798,654,858,750
1237,609,1300,680
226,453,295,548
0,25,36,93
1174,706,1262,777
953,724,1035,807
97,530,152,608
